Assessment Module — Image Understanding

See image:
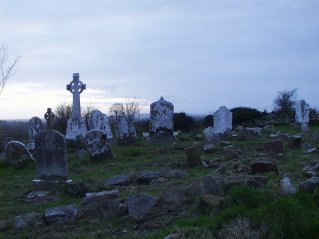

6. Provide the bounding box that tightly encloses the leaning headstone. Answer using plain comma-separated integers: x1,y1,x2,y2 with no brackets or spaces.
65,73,88,140
33,130,70,191
213,106,232,134
44,108,55,130
45,204,78,225
5,141,34,168
28,116,42,142
84,129,113,159
185,146,201,167
87,110,113,139
115,116,137,145
295,100,309,131
149,97,174,143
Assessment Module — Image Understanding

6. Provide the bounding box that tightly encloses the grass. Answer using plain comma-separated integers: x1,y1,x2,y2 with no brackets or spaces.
1,124,319,238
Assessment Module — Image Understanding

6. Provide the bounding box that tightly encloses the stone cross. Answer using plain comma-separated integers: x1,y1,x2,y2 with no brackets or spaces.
44,108,55,130
67,73,86,120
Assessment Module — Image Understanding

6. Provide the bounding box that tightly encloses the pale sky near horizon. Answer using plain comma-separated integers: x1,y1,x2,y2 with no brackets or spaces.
0,0,318,119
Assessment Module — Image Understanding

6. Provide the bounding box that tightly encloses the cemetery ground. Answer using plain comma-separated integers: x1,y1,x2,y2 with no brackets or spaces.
1,124,319,238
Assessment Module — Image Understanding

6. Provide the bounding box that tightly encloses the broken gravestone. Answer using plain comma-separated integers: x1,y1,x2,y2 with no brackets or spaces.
149,96,174,143
5,141,34,168
87,110,113,139
213,106,232,134
33,130,71,191
84,129,113,160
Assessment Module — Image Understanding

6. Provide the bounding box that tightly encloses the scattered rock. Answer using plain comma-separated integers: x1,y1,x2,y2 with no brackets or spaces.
125,193,157,219
223,175,268,188
159,184,201,206
137,170,161,184
105,174,135,186
280,177,296,194
300,176,319,193
45,204,78,225
264,140,284,154
224,145,240,160
306,147,317,154
160,168,186,178
237,163,250,173
26,191,49,199
203,143,215,153
151,177,168,185
80,190,120,221
202,175,224,195
163,233,184,239
15,212,41,229
302,162,319,177
250,159,278,174
185,146,201,167
4,141,34,168
0,220,12,232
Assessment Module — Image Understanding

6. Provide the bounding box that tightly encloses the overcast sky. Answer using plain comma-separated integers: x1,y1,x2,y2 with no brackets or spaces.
0,0,318,119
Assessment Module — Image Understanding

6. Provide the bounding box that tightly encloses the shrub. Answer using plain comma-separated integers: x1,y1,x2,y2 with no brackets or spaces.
202,115,213,128
231,107,265,126
173,112,195,132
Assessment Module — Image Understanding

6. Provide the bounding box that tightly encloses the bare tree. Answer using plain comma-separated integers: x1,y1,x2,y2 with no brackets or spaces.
109,98,143,121
52,103,72,134
273,89,297,122
0,44,19,93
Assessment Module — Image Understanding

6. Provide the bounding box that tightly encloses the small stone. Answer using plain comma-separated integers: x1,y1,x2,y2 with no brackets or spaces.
264,140,284,154
250,159,278,174
45,204,78,225
125,193,157,219
300,176,319,192
280,177,296,194
202,175,224,195
306,147,317,154
137,170,161,184
15,212,41,229
159,184,201,206
223,175,268,188
105,174,135,186
163,233,183,239
203,143,215,153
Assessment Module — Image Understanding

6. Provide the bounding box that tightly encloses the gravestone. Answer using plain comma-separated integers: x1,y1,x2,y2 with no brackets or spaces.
65,73,88,140
84,129,113,159
87,110,113,139
44,108,55,130
28,116,42,142
149,97,174,143
213,106,232,134
5,141,34,168
295,100,309,131
116,116,137,145
34,130,68,182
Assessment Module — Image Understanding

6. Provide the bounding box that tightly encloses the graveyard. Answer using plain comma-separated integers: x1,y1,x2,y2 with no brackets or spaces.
0,76,319,238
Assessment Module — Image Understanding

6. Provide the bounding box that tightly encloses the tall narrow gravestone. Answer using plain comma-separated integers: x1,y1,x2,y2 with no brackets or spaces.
87,110,113,139
116,116,137,145
295,100,309,131
33,131,69,190
28,116,42,142
213,106,232,134
65,73,88,140
149,97,174,143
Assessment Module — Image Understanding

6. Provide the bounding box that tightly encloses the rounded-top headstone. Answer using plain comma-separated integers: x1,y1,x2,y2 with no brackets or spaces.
87,110,113,139
34,130,68,180
84,129,113,159
213,106,232,134
5,141,34,168
149,97,174,143
28,116,43,142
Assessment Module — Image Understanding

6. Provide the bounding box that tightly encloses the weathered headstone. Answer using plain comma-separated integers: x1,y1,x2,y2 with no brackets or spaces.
295,100,309,127
149,97,174,143
65,73,88,140
84,129,113,159
34,130,68,182
115,116,137,145
185,146,201,167
44,108,55,130
87,110,113,139
213,106,232,134
28,116,42,142
5,141,34,168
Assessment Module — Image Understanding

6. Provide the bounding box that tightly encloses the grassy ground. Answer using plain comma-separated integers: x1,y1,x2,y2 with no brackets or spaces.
1,125,319,238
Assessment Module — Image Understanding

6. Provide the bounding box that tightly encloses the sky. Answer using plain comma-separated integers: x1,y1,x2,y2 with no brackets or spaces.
0,0,319,119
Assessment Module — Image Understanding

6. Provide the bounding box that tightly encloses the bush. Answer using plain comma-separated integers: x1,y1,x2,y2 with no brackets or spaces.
173,112,195,132
231,107,265,126
202,115,213,128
